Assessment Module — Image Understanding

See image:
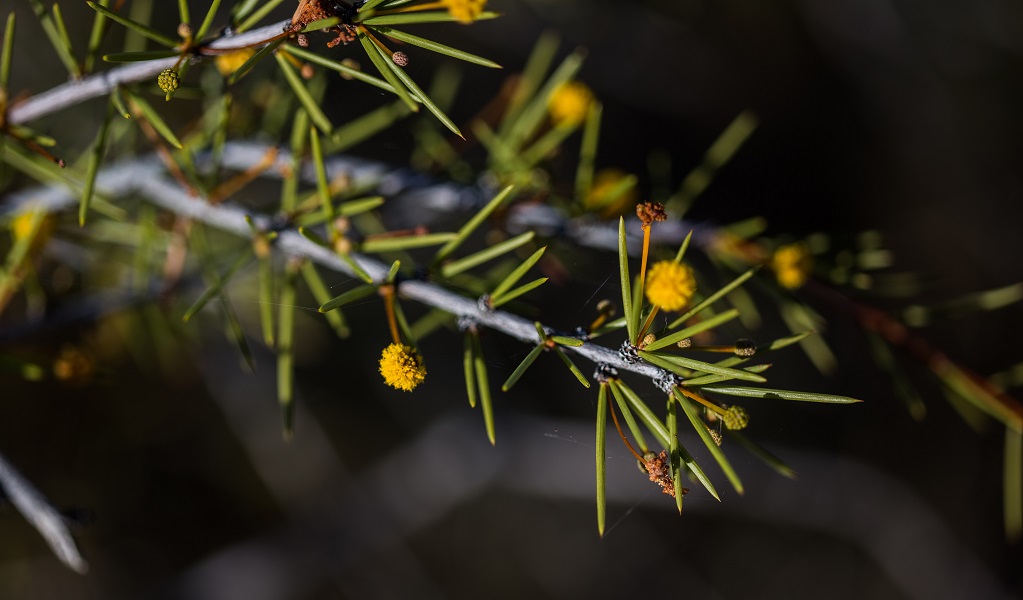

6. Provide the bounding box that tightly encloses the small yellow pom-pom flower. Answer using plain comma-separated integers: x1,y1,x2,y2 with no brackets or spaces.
548,81,593,127
771,242,813,289
379,343,427,391
215,48,256,77
441,0,487,24
157,69,180,93
722,405,749,430
644,261,696,312
584,168,638,217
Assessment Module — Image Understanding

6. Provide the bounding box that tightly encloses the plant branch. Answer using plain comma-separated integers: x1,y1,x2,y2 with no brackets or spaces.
0,451,88,573
4,143,667,382
7,20,291,126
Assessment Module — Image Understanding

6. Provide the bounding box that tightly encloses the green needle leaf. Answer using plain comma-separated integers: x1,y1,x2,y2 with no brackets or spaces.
667,396,684,513
553,347,590,388
318,284,378,313
440,231,535,279
358,29,418,113
283,44,417,99
370,26,501,68
434,185,515,264
596,384,608,537
727,430,797,480
80,103,114,226
103,50,181,62
472,333,495,445
278,261,299,440
668,268,758,329
29,0,80,77
181,250,253,323
619,218,636,342
611,380,666,449
362,11,500,25
300,262,350,338
177,0,190,25
674,388,744,495
235,0,287,33
677,440,720,501
86,1,180,48
124,89,184,149
489,278,548,308
490,246,545,301
229,37,285,83
673,229,694,263
1,12,17,91
463,333,477,408
275,52,333,134
361,233,457,253
640,350,768,384
644,308,740,351
195,0,223,42
703,385,864,404
366,34,461,136
258,250,275,347
607,381,650,453
501,344,544,392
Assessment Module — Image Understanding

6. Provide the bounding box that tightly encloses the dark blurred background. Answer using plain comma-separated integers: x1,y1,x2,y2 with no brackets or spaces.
2,0,1023,598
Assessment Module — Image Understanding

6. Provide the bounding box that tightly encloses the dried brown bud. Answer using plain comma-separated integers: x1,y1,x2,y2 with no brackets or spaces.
301,63,315,79
177,23,193,39
640,451,686,498
636,202,667,227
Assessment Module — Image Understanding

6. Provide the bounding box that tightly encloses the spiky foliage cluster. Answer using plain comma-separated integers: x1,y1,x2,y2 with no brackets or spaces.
0,0,1020,574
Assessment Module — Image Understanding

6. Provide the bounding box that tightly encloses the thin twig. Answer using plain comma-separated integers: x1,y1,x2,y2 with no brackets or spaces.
7,21,292,126
0,451,88,573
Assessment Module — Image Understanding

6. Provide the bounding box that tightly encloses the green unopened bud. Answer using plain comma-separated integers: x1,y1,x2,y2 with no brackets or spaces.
722,405,749,430
158,69,180,93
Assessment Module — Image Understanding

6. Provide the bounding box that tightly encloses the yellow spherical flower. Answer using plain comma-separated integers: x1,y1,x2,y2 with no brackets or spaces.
548,81,593,127
442,0,487,24
11,211,55,253
584,168,638,218
771,242,813,289
379,343,427,391
215,48,256,77
644,261,696,312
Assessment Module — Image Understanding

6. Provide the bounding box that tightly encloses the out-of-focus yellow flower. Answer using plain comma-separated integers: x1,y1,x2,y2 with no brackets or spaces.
584,169,638,218
771,242,813,289
215,48,256,77
645,261,696,312
548,81,593,127
722,405,749,430
379,343,427,391
53,344,95,386
442,0,487,24
10,210,54,254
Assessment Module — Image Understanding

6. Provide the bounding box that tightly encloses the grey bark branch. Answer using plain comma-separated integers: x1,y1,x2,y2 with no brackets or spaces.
0,451,88,574
6,141,669,382
7,21,292,126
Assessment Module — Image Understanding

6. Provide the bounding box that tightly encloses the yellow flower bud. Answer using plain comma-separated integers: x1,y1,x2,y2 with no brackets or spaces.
157,69,180,93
